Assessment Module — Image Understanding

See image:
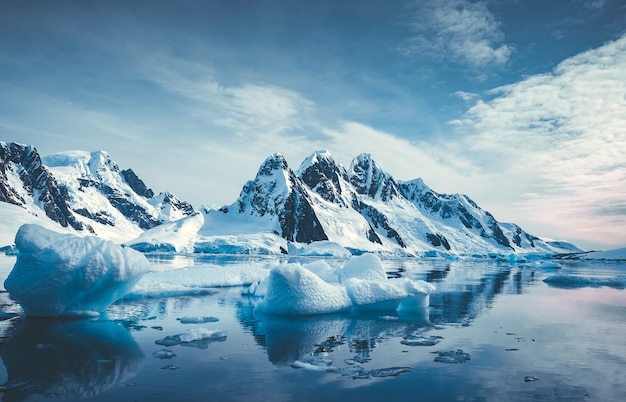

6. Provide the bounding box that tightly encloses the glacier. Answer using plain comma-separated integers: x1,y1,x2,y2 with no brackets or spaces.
4,224,150,317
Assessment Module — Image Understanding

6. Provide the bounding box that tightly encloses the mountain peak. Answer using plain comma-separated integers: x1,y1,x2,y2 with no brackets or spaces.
349,153,399,201
257,153,289,177
298,150,351,206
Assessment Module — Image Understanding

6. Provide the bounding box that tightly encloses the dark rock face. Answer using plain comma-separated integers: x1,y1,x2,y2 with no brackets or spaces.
399,180,520,250
349,154,400,202
158,192,195,219
1,142,196,235
236,154,327,243
426,233,451,250
358,202,402,247
298,151,350,207
121,169,154,198
0,142,84,231
231,151,550,253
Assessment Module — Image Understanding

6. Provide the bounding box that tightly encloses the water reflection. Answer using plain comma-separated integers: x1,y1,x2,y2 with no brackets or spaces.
0,318,143,401
417,261,540,325
237,300,429,365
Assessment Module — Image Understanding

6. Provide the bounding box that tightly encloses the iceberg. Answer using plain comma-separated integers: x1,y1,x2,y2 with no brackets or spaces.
4,224,150,317
252,253,434,315
254,264,353,315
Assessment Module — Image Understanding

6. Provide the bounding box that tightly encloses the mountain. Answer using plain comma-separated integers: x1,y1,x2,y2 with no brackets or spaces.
0,142,194,244
128,150,577,256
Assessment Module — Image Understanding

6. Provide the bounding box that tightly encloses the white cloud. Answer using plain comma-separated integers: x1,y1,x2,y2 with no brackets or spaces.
449,35,626,247
399,0,511,68
135,55,315,140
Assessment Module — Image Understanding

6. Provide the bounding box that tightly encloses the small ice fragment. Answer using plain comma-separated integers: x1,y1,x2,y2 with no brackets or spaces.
433,349,471,364
369,367,411,377
155,335,182,347
524,376,539,382
153,349,177,359
400,335,443,347
161,365,179,370
177,316,220,324
178,328,227,343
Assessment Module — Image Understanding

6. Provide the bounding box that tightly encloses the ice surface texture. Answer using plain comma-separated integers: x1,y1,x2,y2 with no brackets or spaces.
253,253,434,315
129,264,269,297
4,224,150,317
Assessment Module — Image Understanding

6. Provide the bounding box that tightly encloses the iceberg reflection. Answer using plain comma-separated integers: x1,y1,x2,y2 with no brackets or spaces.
0,318,143,401
239,301,428,365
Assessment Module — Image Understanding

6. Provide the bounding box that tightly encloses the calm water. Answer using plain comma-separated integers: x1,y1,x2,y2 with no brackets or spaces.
0,253,624,402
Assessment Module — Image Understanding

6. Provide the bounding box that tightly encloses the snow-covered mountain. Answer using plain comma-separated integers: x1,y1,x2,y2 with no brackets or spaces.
128,150,579,256
0,142,194,244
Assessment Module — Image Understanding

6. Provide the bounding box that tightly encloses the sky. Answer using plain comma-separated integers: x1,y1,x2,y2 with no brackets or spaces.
0,0,625,250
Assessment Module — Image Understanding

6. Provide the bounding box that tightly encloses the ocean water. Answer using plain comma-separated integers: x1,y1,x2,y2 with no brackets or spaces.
0,253,624,402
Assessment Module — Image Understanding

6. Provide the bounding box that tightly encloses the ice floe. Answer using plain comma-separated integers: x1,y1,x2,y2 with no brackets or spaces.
543,274,626,289
433,349,471,364
155,328,227,349
129,264,269,297
4,224,150,317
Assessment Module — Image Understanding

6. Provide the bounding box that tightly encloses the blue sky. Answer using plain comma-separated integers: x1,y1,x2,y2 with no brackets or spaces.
1,0,625,250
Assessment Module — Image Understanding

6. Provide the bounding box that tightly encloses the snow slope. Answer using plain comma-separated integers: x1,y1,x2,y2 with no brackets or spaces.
0,142,194,245
128,150,577,256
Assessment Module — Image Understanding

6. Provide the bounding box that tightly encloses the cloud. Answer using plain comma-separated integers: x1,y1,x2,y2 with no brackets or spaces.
399,0,511,68
138,57,315,139
449,34,626,246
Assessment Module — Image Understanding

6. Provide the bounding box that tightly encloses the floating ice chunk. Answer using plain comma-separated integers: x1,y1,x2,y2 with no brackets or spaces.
253,254,433,315
155,328,227,349
179,328,227,343
4,224,150,317
254,264,353,315
152,349,177,359
177,316,220,324
433,349,471,364
288,241,352,258
338,253,387,283
130,264,269,297
400,334,443,346
543,274,626,289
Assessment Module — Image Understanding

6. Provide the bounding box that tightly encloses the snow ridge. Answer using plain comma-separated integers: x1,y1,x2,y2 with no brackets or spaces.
0,142,194,244
129,150,576,256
